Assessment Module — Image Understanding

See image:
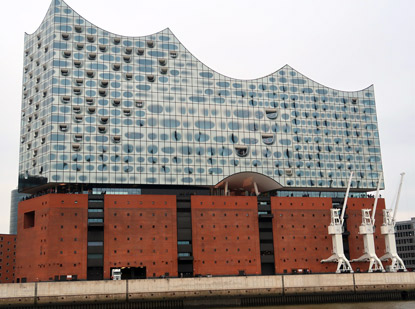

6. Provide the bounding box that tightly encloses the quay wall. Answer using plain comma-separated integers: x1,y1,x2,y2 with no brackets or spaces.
0,273,414,307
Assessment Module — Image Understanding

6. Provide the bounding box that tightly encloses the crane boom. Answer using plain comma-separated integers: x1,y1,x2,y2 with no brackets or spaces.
380,172,407,272
371,172,383,224
340,172,353,224
392,172,405,223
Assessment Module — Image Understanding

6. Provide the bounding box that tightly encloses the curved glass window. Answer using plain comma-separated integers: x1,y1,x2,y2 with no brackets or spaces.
235,146,248,157
262,134,275,145
265,109,278,120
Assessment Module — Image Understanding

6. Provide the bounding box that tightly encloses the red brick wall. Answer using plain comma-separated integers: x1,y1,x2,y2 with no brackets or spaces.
346,198,386,272
271,197,336,274
191,196,261,276
104,195,178,279
15,194,88,282
13,193,389,282
0,234,16,283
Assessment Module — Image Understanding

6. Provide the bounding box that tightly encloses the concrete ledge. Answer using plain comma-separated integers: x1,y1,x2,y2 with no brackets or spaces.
0,282,35,307
283,273,354,294
36,280,126,305
129,276,282,292
128,276,282,300
354,272,415,292
0,273,414,307
129,288,283,301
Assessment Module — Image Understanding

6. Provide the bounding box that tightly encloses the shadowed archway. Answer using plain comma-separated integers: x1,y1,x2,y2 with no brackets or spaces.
215,172,283,195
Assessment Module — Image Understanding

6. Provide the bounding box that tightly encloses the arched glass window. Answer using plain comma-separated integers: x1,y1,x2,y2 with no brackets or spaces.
235,146,248,157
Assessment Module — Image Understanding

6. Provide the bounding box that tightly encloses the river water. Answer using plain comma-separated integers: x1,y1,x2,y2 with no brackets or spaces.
215,301,415,309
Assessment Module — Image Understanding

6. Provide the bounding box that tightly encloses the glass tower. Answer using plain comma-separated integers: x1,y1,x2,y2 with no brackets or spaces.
19,0,383,194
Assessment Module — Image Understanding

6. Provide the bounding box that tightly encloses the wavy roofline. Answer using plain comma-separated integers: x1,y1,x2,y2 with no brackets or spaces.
28,0,374,93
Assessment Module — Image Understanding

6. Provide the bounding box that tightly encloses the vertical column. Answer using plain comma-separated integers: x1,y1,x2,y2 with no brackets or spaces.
87,194,104,280
332,197,351,261
258,196,275,275
177,196,193,277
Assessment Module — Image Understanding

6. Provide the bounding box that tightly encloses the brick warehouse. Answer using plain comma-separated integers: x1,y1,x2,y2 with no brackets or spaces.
3,0,401,282
0,234,16,283
12,194,387,282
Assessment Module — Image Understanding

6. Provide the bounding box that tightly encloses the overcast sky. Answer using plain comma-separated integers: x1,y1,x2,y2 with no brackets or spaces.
0,0,414,233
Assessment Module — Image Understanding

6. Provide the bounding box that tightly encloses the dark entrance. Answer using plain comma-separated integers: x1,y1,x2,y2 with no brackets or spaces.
177,195,194,277
258,196,276,275
87,194,105,280
110,267,146,279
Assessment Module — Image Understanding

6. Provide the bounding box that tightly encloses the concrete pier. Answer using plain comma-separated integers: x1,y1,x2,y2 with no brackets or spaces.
1,273,415,308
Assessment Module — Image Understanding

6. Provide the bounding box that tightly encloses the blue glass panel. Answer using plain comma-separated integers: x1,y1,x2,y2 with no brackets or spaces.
208,168,222,175
195,120,214,129
54,163,68,170
100,55,114,61
51,115,67,122
365,124,377,130
148,104,163,113
217,81,230,87
138,59,155,65
219,147,232,156
316,89,328,95
50,134,66,141
242,138,258,145
367,147,380,153
179,146,192,155
291,78,306,84
159,35,170,41
189,96,206,103
53,42,67,49
213,97,225,104
111,46,121,53
228,122,240,130
52,60,68,67
138,66,154,73
195,133,209,142
234,110,251,118
199,72,213,78
123,40,133,46
148,51,166,57
161,118,180,128
54,16,70,23
98,38,109,44
85,90,96,97
160,43,178,50
89,63,108,70
160,147,174,154
125,132,143,139
122,91,132,98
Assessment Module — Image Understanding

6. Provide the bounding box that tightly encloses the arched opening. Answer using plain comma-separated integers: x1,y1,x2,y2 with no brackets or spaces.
214,172,283,196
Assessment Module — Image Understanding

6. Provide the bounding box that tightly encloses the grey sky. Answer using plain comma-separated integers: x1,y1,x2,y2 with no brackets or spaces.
0,0,414,233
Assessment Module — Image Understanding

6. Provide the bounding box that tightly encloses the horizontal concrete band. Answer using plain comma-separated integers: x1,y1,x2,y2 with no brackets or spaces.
0,273,414,306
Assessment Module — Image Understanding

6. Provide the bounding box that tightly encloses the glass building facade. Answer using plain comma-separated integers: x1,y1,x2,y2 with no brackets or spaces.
396,218,415,269
19,0,383,194
9,189,29,234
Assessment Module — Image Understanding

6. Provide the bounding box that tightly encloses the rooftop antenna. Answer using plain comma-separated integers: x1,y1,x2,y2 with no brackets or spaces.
380,172,407,272
321,172,354,273
350,173,385,272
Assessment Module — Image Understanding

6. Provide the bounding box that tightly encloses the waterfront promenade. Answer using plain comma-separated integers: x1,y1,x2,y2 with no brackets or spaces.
1,272,414,308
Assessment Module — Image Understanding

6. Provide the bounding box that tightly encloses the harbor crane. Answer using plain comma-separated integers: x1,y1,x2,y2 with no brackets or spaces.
321,172,353,273
350,174,385,272
380,172,407,272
